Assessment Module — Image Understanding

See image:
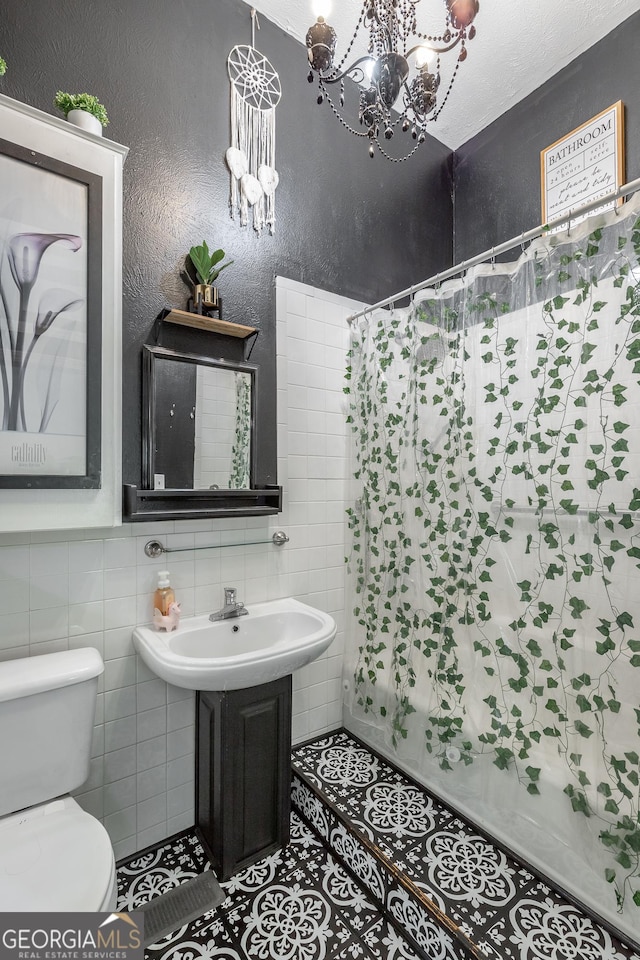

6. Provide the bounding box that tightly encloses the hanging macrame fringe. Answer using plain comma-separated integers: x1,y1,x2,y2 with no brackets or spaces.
229,87,276,235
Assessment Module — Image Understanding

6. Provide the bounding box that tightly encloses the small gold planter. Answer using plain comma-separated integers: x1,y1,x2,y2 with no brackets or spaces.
194,284,219,309
191,284,222,318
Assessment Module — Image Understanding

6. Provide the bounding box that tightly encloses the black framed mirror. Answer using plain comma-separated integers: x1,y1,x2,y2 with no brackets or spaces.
123,343,281,521
142,345,257,491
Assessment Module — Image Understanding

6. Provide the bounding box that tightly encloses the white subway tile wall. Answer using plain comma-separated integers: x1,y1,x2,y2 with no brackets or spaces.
0,277,360,861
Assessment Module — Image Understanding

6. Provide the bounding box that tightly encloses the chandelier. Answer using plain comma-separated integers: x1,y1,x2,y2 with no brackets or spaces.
306,0,479,161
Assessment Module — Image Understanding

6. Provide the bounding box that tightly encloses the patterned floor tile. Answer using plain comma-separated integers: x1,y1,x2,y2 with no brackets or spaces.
115,813,427,960
292,773,336,840
221,810,326,908
332,943,380,960
359,776,443,840
318,854,383,932
144,914,239,959
328,818,387,905
294,734,456,846
221,856,377,960
117,832,210,911
119,730,639,960
362,918,425,960
294,731,386,785
478,882,640,960
385,880,470,960
292,731,397,807
399,819,535,939
322,769,457,864
293,730,640,959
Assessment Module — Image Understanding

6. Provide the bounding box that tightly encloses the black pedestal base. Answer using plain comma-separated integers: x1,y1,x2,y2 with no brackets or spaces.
195,676,292,881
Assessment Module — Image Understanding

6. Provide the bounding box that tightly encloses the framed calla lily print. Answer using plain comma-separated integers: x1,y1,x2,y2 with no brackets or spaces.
0,137,102,486
0,94,127,532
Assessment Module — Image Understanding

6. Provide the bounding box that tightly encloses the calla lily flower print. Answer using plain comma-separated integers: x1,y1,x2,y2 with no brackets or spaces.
0,141,91,482
2,232,83,431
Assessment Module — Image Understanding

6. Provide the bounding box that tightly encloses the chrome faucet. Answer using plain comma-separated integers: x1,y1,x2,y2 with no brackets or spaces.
209,586,248,621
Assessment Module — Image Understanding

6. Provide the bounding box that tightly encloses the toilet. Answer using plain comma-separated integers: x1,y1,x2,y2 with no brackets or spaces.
0,648,117,911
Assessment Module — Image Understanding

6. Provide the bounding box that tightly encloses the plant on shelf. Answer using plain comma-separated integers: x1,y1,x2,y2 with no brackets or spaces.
188,241,233,286
0,57,7,77
184,241,233,317
54,91,109,135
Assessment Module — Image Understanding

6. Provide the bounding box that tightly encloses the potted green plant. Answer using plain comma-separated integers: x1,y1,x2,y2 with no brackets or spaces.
0,58,7,78
185,241,233,316
54,91,109,136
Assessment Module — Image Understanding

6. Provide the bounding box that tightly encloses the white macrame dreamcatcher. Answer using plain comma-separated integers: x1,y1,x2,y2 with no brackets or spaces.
226,10,281,235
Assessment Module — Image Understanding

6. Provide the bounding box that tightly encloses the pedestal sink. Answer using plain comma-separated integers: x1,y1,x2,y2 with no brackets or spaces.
132,596,338,880
133,596,336,691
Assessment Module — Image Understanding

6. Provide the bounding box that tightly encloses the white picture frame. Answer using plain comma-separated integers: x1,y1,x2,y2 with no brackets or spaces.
0,94,127,531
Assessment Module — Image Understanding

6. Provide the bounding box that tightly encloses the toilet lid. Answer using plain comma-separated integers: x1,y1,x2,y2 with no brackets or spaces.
0,802,115,911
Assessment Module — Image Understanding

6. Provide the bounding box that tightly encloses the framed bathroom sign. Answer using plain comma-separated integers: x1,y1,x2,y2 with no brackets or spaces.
540,101,625,226
0,137,102,487
0,94,127,531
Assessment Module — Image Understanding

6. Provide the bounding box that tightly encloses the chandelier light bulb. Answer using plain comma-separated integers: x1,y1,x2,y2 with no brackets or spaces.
362,58,375,83
446,0,479,30
414,45,437,70
312,0,332,20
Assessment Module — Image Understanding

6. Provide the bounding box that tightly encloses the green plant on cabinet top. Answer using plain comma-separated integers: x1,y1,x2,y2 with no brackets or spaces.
54,91,109,127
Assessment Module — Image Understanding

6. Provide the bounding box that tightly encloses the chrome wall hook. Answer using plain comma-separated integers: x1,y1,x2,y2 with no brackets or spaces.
250,7,260,47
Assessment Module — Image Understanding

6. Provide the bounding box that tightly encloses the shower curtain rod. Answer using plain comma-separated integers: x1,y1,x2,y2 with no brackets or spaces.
347,175,640,324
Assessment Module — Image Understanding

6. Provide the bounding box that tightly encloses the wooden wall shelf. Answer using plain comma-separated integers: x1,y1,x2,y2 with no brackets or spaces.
163,309,256,339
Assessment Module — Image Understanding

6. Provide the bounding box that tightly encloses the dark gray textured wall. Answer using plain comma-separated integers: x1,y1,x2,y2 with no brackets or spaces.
453,12,640,264
0,0,453,486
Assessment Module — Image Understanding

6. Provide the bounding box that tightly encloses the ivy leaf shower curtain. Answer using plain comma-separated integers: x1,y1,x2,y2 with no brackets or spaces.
345,195,640,930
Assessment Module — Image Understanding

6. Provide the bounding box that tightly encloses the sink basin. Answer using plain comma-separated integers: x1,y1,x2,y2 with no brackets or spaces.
133,597,337,691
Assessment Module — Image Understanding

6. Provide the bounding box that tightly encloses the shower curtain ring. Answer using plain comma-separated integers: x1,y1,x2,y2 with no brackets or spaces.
521,231,526,254
491,247,496,270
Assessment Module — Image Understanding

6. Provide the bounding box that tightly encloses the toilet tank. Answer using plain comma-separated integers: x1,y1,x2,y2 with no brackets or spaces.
0,648,103,817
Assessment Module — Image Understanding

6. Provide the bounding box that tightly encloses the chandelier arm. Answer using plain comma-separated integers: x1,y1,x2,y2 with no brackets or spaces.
318,56,376,86
405,35,463,59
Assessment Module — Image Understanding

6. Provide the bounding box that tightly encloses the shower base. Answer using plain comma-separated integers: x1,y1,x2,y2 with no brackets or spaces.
292,729,640,960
